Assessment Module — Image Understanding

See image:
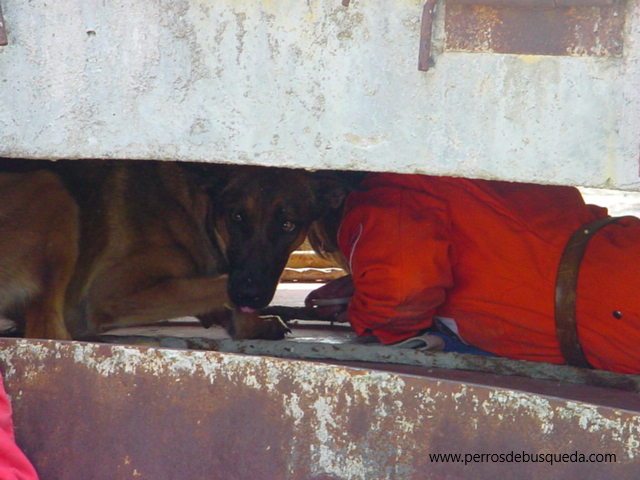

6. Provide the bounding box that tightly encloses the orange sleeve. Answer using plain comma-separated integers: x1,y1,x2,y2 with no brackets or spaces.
338,185,453,344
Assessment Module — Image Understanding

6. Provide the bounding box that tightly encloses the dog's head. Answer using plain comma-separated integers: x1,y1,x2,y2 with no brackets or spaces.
206,166,349,311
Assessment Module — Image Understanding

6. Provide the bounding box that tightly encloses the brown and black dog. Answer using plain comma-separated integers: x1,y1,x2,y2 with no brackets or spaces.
0,169,78,339
0,159,347,341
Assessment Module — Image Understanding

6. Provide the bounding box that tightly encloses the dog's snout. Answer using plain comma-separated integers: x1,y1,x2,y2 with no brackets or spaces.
229,273,275,309
233,292,268,310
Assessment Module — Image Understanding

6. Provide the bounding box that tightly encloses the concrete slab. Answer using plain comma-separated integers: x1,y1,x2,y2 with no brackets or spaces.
1,1,639,189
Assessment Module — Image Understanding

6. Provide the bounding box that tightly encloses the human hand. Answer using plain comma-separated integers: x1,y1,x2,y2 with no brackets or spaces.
304,275,354,322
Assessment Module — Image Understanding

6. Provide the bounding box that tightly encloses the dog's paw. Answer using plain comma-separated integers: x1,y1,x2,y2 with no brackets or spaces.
0,317,17,335
230,309,290,340
197,310,230,329
257,315,291,340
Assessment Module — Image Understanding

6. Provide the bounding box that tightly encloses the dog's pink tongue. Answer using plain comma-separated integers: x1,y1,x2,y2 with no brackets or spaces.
240,306,256,313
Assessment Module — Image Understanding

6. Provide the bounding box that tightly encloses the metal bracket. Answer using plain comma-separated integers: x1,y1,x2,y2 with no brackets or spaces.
418,0,439,71
0,3,7,46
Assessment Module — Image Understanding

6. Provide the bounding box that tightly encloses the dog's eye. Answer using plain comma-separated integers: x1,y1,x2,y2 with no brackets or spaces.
231,212,243,222
282,221,296,233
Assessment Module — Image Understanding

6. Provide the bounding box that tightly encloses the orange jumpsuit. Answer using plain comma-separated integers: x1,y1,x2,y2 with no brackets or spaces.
338,173,640,373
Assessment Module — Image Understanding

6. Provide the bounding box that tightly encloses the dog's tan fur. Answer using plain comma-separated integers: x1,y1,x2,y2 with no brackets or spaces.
0,170,78,339
0,160,346,341
62,161,292,340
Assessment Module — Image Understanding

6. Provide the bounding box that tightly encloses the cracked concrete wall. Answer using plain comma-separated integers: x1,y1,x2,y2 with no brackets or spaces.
0,0,639,190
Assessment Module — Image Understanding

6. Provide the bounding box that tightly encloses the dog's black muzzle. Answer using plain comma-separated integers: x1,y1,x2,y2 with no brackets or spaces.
228,270,280,310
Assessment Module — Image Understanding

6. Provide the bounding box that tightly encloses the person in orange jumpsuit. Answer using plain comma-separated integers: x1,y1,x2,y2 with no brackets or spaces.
306,173,640,374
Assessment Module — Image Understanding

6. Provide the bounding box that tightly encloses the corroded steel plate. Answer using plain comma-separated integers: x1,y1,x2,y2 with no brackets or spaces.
445,2,625,56
0,338,638,479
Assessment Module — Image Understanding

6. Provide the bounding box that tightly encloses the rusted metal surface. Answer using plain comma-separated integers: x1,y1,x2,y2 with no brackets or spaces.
287,251,340,269
281,268,345,282
283,246,346,281
0,338,639,479
450,0,616,6
0,3,7,46
445,1,625,56
98,333,640,393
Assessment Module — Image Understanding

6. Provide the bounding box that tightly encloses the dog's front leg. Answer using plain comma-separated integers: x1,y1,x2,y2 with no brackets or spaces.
25,297,72,340
93,276,289,340
196,309,289,341
93,275,231,330
227,310,290,340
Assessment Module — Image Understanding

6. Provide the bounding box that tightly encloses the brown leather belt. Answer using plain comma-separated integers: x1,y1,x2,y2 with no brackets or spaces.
555,215,631,368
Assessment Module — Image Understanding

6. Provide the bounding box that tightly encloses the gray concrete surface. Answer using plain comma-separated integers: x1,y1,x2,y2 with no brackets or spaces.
1,1,639,189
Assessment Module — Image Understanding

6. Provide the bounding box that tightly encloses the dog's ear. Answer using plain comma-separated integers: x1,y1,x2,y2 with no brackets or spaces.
180,162,235,194
312,170,364,214
307,171,364,268
306,170,364,268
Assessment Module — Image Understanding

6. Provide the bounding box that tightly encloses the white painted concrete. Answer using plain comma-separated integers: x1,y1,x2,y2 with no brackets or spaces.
0,0,638,189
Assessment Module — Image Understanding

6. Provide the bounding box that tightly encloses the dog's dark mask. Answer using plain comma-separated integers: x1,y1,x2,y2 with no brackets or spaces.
210,167,347,310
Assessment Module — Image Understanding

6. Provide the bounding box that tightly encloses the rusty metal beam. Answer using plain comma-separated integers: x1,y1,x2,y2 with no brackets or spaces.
1,338,639,479
445,1,625,57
